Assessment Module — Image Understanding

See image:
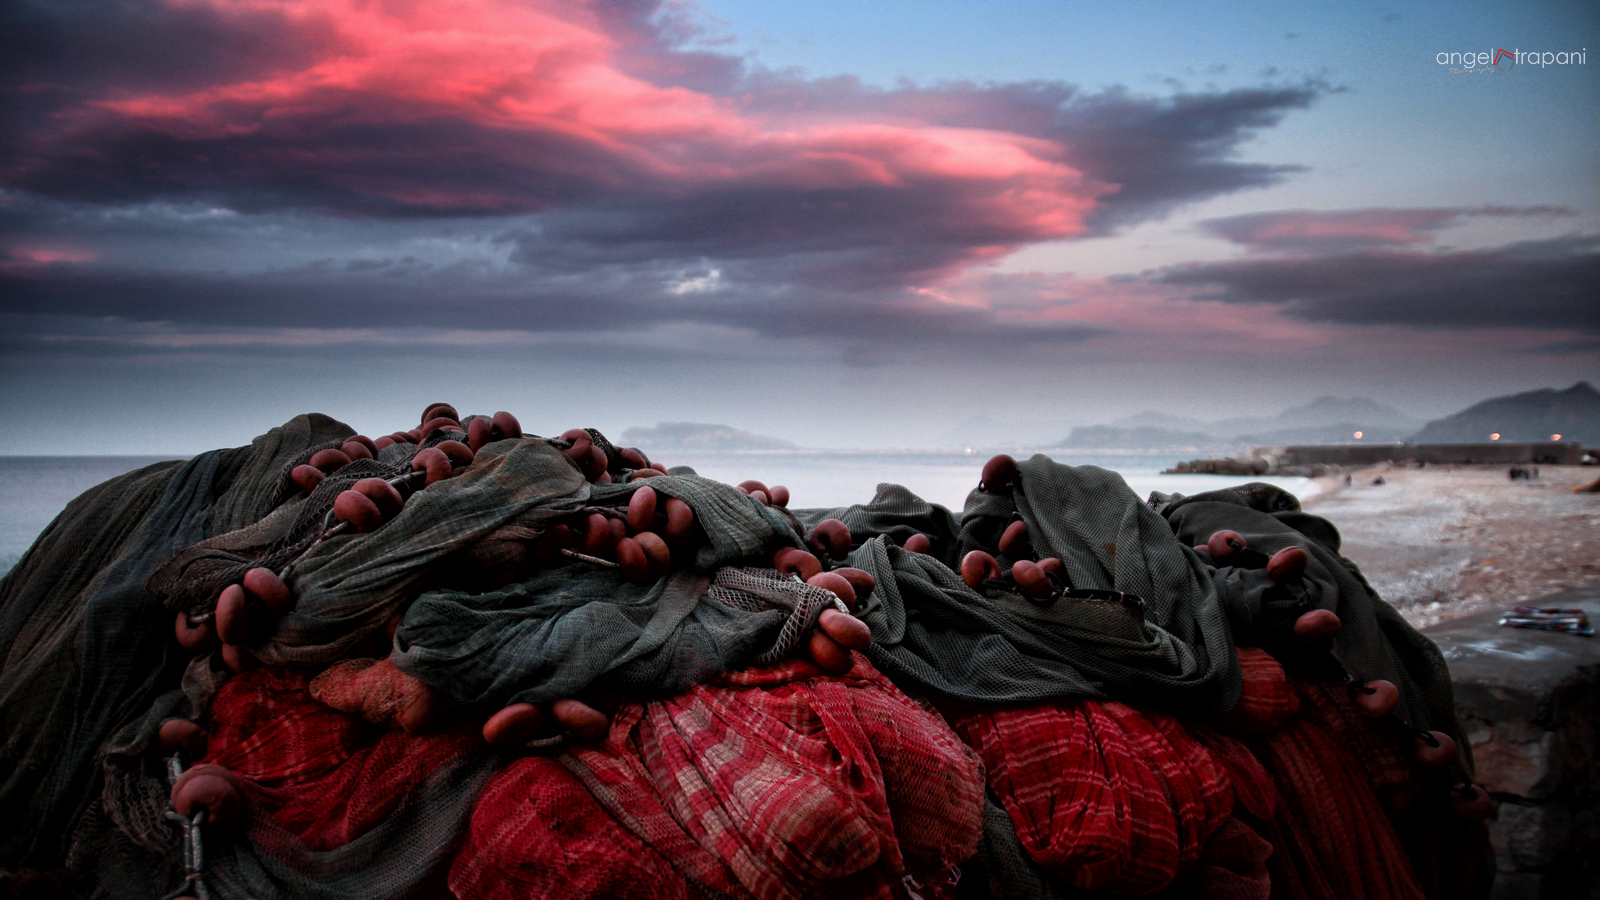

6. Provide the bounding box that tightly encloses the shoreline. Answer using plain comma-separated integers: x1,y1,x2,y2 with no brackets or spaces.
1301,463,1600,627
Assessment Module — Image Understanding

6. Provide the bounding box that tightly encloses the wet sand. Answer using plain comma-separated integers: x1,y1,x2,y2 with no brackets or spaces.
1302,464,1600,628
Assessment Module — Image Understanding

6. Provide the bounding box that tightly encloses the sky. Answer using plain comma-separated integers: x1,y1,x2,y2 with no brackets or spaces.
1,0,1596,453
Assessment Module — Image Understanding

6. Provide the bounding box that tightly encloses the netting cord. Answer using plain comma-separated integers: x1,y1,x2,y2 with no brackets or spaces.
159,754,211,900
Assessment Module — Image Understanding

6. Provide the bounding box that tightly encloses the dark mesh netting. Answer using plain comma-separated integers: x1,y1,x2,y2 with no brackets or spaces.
838,457,1239,714
148,427,501,623
795,482,964,569
148,437,595,669
392,565,841,712
0,414,351,873
1148,483,1467,770
587,474,806,572
0,457,184,867
387,468,840,714
2,418,842,896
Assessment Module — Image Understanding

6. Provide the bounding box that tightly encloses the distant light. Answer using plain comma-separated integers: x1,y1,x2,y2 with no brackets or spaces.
1490,433,1501,441
1353,431,1363,440
1552,434,1562,441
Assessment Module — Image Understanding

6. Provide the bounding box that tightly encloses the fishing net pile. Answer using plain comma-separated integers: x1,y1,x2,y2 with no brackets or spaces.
0,408,1492,899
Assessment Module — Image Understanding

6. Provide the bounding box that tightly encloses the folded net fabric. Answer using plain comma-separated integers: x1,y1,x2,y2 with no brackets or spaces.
197,666,497,900
449,755,699,900
1151,483,1466,770
951,639,1450,900
508,656,986,900
811,459,1241,717
0,414,352,869
795,483,964,570
948,698,1235,894
392,566,792,712
0,455,188,867
1212,646,1301,736
1293,679,1493,900
149,438,598,665
1218,639,1428,900
152,439,809,701
1243,709,1427,900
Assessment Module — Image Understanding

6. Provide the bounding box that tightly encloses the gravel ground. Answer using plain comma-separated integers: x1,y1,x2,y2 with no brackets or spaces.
1302,464,1600,628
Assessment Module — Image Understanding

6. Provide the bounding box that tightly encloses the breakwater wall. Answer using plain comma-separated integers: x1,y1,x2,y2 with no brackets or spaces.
1257,442,1585,468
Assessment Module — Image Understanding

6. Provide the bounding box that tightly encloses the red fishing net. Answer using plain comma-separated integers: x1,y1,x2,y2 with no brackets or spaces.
455,656,984,900
1212,646,1301,736
1167,816,1275,900
205,667,483,851
449,755,698,900
1192,650,1427,900
192,646,1447,900
194,666,495,900
1296,680,1415,802
950,698,1236,894
1244,709,1427,900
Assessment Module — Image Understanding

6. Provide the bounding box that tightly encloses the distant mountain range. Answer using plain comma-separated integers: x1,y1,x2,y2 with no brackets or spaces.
1055,384,1598,449
1057,395,1423,450
1059,425,1222,451
621,422,799,452
1412,382,1599,445
620,384,1598,453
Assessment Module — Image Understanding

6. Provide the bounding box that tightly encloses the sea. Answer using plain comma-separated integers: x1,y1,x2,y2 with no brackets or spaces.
0,451,1318,578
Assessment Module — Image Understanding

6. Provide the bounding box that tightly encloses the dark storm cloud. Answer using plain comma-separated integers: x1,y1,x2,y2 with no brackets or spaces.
5,110,635,216
1532,336,1600,355
1154,235,1600,333
0,0,1348,366
0,0,321,100
1037,84,1323,230
509,79,1328,281
0,258,635,330
0,312,778,373
1200,206,1579,253
0,244,1110,352
2,0,1326,275
2,0,1106,231
736,77,1326,232
515,179,1078,290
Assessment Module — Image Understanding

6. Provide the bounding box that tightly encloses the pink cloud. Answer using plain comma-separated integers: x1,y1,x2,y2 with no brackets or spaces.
9,247,97,264
938,269,1329,348
1202,206,1576,253
29,0,1107,237
909,265,1589,366
1,246,99,274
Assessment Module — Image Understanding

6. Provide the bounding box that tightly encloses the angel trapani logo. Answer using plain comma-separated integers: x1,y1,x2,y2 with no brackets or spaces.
1437,47,1587,74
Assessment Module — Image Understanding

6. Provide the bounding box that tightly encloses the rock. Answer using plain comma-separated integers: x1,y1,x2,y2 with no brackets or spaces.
1164,456,1269,476
1494,801,1571,870
1425,583,1600,899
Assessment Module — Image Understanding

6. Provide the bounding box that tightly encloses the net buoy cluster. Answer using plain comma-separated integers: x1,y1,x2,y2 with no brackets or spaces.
169,402,878,756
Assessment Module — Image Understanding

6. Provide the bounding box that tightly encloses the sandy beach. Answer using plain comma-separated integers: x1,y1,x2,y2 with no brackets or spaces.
1301,463,1600,628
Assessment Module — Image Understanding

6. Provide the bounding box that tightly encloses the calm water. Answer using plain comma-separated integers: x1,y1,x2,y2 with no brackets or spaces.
660,449,1318,512
0,456,186,576
0,451,1316,577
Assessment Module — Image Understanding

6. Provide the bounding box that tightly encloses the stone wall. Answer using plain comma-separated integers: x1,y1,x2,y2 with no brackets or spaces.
1424,584,1600,899
1260,441,1585,467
